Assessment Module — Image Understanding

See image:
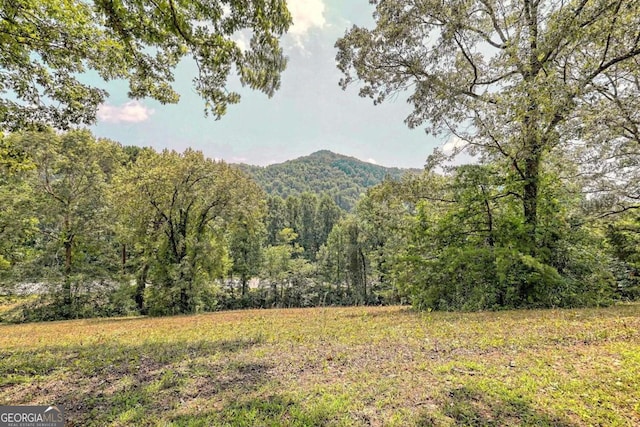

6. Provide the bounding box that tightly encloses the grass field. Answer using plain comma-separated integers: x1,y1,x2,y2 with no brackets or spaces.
1,304,639,426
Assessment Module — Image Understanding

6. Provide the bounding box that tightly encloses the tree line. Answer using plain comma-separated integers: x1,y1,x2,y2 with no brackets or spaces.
0,130,369,319
3,0,640,321
2,128,639,322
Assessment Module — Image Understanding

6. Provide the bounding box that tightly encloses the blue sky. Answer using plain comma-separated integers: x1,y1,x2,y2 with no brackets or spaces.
90,0,445,169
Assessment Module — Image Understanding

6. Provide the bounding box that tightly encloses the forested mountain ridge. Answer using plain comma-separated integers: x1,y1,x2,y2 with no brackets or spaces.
238,150,420,211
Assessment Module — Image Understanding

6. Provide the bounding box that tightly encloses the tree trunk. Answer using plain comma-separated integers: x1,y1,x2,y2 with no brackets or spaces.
271,281,278,307
121,243,127,274
523,151,540,250
135,263,149,313
179,276,194,313
360,249,368,304
521,126,543,301
178,265,195,313
480,185,495,248
63,215,73,314
521,3,542,257
63,240,72,304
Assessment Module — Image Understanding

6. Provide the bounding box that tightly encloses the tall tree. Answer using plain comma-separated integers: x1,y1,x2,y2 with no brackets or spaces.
265,195,287,246
111,146,159,312
228,211,266,298
285,195,302,240
336,0,640,263
354,179,412,300
116,148,262,314
299,192,319,259
387,163,615,310
0,0,292,131
320,215,369,304
5,129,124,315
315,193,342,252
0,154,37,279
261,227,309,307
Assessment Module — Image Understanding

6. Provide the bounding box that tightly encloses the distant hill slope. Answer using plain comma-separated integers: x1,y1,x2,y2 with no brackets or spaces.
238,150,421,211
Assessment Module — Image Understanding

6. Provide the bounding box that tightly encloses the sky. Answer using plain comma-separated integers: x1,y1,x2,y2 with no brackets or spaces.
90,0,447,169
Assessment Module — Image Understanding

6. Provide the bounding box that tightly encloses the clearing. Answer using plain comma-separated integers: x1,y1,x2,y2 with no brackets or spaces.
1,305,639,426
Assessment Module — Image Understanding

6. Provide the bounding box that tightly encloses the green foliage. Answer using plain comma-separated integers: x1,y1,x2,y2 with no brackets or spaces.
605,213,640,299
405,247,502,312
0,163,38,282
319,213,385,305
240,150,417,211
0,0,292,131
228,215,266,297
1,281,139,323
0,126,635,318
336,0,640,309
3,129,376,318
260,228,318,307
0,129,124,315
396,165,617,311
265,196,287,246
264,192,343,262
115,148,261,314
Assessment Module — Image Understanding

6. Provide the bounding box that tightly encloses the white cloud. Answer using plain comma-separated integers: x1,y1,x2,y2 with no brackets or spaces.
287,0,326,46
442,135,468,154
233,32,249,53
439,135,479,167
221,4,231,18
367,158,378,165
97,101,154,124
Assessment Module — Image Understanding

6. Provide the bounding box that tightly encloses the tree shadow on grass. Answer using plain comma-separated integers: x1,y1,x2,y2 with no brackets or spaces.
0,337,269,426
417,386,577,427
167,394,341,427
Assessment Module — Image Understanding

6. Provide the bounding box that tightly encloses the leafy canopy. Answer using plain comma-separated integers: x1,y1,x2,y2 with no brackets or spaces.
336,0,640,238
0,0,292,130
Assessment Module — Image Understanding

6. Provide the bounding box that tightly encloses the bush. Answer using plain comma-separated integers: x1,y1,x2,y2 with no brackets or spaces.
406,242,616,312
0,280,140,323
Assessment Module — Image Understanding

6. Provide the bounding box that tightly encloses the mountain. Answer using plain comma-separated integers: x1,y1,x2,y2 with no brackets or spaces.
238,150,421,211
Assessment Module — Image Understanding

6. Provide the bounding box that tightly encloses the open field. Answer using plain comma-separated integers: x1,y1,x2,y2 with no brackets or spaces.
1,305,639,426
